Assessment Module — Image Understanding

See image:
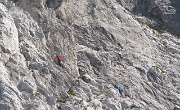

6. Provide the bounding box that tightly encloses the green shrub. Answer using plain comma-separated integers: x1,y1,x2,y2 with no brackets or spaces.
67,90,76,96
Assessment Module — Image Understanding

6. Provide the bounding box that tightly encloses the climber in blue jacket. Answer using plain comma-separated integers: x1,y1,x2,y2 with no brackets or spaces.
119,87,123,96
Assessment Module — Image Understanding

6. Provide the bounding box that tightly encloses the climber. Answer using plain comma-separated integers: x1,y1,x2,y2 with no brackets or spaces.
56,54,62,67
119,87,123,96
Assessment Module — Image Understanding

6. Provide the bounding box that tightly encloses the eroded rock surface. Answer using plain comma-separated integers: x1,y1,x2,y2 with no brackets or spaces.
118,0,180,36
0,0,179,110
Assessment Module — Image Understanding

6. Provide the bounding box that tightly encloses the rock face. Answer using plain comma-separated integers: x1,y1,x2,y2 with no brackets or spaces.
0,3,19,62
118,0,180,37
0,0,179,110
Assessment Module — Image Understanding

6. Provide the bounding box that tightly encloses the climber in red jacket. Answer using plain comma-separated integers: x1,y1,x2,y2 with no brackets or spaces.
56,54,62,67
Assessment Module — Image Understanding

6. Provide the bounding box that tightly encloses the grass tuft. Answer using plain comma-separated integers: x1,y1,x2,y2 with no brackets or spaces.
67,90,76,96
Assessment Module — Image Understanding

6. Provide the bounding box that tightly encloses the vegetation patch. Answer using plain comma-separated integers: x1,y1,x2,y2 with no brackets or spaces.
34,92,40,96
74,99,83,105
67,90,76,96
6,105,10,109
98,87,103,93
155,29,165,34
57,99,68,103
33,92,42,99
76,79,80,83
105,92,111,97
175,90,180,94
155,66,165,74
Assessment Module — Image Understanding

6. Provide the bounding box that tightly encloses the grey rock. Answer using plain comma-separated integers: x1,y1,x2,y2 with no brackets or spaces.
90,99,103,109
121,100,132,109
46,95,56,106
0,3,19,62
60,104,76,110
86,107,94,110
59,91,69,100
0,0,179,110
81,74,95,84
46,0,63,8
29,62,43,70
0,62,23,110
104,98,121,110
42,67,49,74
18,76,37,94
22,100,49,110
147,66,165,84
174,105,180,110
119,0,180,37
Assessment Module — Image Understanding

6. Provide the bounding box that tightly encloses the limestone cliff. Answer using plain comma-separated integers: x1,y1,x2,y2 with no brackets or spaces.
119,0,180,36
0,0,179,110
